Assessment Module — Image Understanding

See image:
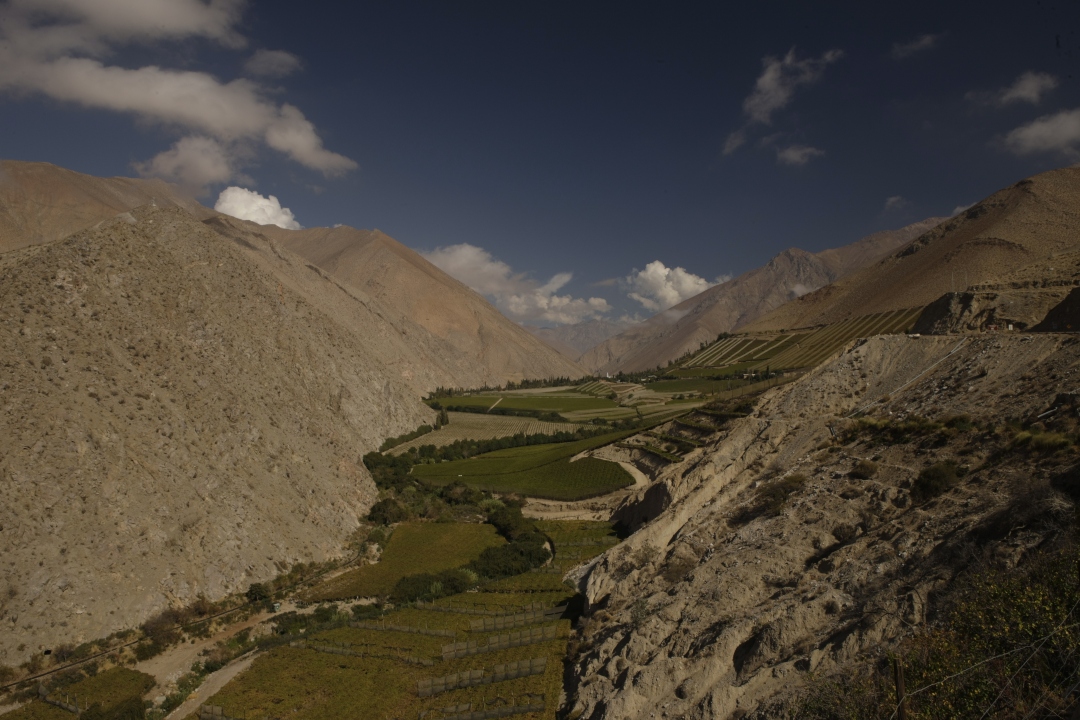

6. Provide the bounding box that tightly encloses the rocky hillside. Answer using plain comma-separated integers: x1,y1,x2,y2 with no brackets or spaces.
580,217,943,374
0,206,448,665
565,332,1080,718
748,166,1080,333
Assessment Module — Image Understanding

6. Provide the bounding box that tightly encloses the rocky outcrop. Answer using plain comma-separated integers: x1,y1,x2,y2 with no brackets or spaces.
564,333,1079,718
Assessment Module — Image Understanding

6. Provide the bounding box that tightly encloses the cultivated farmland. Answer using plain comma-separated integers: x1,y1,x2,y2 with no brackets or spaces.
389,412,580,454
305,523,504,602
411,431,641,500
186,520,621,720
442,393,618,415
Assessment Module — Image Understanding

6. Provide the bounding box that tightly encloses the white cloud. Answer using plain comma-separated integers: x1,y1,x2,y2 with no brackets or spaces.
998,71,1058,105
625,261,719,312
952,203,974,216
968,71,1059,107
0,0,354,190
244,49,301,78
884,195,908,211
722,129,746,155
776,144,824,165
421,243,611,325
135,136,243,193
742,48,844,125
891,33,942,60
214,186,301,229
1004,108,1080,157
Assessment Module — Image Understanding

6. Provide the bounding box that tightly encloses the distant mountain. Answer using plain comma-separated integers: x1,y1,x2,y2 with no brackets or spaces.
525,319,634,360
745,167,1080,333
579,217,944,374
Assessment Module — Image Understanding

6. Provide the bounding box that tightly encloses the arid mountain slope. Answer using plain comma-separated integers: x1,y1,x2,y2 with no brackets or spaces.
525,319,633,360
258,224,585,384
567,332,1079,719
0,160,583,386
0,160,211,253
747,166,1080,333
580,217,942,374
0,206,438,666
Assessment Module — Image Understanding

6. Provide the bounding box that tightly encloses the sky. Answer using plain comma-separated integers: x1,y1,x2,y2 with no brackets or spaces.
2,1,1080,327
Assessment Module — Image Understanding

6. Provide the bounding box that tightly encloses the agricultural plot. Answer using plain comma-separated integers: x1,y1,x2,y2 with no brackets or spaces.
682,333,806,370
7,668,156,720
305,523,504,602
751,308,922,371
440,393,617,415
191,519,616,720
389,413,580,454
411,430,639,500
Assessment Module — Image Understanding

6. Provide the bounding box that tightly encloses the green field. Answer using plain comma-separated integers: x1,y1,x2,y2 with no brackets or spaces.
644,377,754,393
306,523,504,602
6,668,156,720
443,393,618,414
411,430,638,500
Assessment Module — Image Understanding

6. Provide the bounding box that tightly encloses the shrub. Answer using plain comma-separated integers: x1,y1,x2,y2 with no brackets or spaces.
912,460,961,502
0,665,16,682
832,523,858,544
367,498,410,525
245,583,270,604
469,541,550,579
81,696,145,720
729,473,809,526
850,459,878,479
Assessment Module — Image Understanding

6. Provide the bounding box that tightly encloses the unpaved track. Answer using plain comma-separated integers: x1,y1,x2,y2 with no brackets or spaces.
164,653,259,720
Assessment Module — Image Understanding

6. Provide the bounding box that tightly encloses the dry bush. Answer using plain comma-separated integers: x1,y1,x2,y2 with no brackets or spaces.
850,459,878,479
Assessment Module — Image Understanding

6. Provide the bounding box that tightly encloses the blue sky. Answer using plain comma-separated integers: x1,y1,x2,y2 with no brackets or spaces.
2,1,1080,326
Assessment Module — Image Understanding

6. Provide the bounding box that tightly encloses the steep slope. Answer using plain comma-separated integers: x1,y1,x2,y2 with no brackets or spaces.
525,319,633,360
580,217,942,374
566,332,1080,718
218,224,586,385
747,166,1080,333
0,206,437,666
0,160,211,253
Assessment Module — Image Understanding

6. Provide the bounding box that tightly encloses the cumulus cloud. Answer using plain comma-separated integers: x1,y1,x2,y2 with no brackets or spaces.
884,195,908,212
1004,108,1080,157
0,0,355,192
244,49,301,77
214,186,301,229
422,244,611,325
724,47,842,157
625,261,721,312
891,33,942,60
135,136,243,191
776,144,824,166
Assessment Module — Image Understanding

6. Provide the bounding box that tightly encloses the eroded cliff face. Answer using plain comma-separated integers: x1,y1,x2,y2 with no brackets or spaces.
0,207,435,665
565,334,1079,719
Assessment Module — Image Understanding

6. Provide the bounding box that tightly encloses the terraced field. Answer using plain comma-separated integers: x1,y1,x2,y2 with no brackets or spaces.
749,308,922,371
389,413,580,454
411,431,640,500
306,523,505,602
683,333,803,369
185,521,620,720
